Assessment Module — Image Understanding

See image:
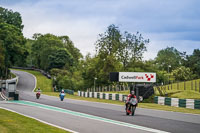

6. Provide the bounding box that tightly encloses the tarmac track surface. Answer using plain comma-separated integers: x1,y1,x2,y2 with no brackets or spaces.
0,70,200,133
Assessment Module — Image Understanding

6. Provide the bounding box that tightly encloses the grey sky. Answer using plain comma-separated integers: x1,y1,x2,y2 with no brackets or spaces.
1,0,199,60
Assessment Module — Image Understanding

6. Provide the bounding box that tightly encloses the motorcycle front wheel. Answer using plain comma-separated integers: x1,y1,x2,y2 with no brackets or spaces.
131,106,136,116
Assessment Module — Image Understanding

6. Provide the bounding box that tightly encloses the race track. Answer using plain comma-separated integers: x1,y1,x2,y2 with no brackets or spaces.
0,70,200,133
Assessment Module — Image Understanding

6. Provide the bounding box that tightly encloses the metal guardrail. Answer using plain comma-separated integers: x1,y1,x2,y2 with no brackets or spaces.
12,67,51,79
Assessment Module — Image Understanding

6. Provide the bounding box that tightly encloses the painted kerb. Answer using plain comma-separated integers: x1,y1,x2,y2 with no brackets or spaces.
154,96,200,110
78,91,127,102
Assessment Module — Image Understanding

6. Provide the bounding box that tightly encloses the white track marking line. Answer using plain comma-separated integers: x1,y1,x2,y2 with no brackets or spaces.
10,100,170,133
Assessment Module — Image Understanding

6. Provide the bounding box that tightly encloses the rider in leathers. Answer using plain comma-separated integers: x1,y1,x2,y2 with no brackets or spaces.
126,90,137,113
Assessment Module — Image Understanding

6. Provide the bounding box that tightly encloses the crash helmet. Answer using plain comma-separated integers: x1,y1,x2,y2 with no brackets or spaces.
131,90,135,95
61,89,64,93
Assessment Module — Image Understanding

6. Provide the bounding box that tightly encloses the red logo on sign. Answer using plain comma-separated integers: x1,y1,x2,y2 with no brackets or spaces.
145,74,154,81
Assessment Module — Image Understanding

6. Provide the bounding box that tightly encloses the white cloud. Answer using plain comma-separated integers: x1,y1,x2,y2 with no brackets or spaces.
1,0,200,59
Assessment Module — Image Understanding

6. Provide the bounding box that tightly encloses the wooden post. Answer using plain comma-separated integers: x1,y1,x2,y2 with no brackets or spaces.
184,81,186,90
191,81,193,90
177,82,179,90
195,81,197,91
171,84,172,90
198,81,200,93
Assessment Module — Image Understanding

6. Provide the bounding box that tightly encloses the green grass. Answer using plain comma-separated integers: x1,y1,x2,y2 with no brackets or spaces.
10,72,16,79
157,79,200,92
154,87,200,99
12,69,52,92
0,108,70,133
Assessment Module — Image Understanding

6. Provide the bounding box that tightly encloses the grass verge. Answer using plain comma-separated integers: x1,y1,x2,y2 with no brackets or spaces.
0,108,70,133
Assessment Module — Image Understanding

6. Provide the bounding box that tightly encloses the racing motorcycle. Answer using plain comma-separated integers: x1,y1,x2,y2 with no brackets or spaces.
125,97,138,116
36,92,41,99
59,93,65,101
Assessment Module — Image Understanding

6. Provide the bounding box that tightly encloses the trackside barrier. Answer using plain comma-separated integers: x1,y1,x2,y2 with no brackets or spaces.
78,91,127,102
56,89,74,95
154,96,200,110
0,77,19,100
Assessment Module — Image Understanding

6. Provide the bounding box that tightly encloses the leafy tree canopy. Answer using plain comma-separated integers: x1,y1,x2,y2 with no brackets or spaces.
0,7,24,30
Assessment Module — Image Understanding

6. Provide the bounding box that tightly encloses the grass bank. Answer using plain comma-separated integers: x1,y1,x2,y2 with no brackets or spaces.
0,108,70,133
154,89,200,99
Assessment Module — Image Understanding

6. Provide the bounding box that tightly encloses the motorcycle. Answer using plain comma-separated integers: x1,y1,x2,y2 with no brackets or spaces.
125,98,138,116
36,92,41,99
59,93,65,101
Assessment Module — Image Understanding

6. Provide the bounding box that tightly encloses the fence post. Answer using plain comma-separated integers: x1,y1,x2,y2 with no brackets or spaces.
171,84,172,90
177,82,179,90
191,81,193,90
195,81,197,91
184,81,186,90
199,81,200,93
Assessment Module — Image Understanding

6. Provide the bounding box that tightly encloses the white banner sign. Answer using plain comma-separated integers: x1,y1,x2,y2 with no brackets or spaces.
119,72,156,82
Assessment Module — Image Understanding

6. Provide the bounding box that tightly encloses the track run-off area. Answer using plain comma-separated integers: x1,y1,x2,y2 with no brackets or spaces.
1,70,200,133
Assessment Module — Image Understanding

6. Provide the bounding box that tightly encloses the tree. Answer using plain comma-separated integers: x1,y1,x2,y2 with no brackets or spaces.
95,24,122,59
48,48,73,70
59,35,82,65
31,34,65,70
0,41,5,78
172,66,194,81
0,23,26,74
155,47,183,72
185,49,200,78
0,7,26,78
122,31,149,70
0,7,24,30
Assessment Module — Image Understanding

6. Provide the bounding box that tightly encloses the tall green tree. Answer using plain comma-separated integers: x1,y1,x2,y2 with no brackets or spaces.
0,23,26,73
122,31,149,70
155,47,183,72
172,66,194,81
0,7,26,78
95,24,122,59
48,48,73,70
0,7,24,30
31,34,65,70
185,49,200,78
59,35,82,65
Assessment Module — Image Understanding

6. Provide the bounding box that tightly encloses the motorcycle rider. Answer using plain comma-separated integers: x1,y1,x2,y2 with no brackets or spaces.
60,89,65,95
37,87,41,92
126,90,137,113
36,87,41,99
59,89,66,101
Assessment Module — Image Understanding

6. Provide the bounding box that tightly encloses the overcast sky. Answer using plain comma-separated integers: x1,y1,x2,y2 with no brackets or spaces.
1,0,200,60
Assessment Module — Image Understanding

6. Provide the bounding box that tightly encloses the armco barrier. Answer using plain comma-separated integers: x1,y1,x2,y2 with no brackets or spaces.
154,96,200,110
78,91,127,102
